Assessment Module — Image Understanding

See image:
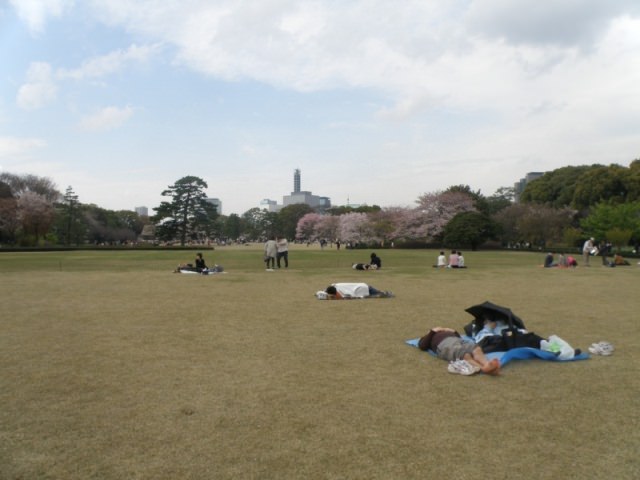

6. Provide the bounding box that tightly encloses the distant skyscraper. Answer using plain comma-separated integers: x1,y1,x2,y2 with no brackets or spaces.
294,168,301,193
260,199,281,212
514,172,545,202
135,206,148,217
206,198,222,214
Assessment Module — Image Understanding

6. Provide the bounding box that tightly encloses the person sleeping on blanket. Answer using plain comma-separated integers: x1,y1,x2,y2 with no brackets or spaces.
315,283,393,299
471,314,580,359
418,327,501,375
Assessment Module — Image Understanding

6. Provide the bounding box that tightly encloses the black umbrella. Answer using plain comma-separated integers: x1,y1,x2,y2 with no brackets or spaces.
464,301,526,331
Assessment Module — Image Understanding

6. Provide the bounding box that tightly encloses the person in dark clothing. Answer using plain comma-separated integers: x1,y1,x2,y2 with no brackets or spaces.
418,327,500,375
369,252,382,269
194,253,207,271
543,252,556,268
599,241,612,266
174,253,208,273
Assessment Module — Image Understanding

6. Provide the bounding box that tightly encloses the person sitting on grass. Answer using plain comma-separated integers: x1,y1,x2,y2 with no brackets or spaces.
434,251,447,268
614,253,630,266
418,327,500,375
174,252,207,273
556,253,567,268
315,283,393,299
543,252,557,268
447,250,459,268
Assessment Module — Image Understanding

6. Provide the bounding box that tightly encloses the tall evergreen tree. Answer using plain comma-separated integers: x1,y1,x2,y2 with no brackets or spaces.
62,186,79,245
153,176,217,246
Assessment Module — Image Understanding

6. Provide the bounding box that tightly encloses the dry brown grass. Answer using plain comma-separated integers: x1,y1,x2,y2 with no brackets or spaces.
1,246,639,479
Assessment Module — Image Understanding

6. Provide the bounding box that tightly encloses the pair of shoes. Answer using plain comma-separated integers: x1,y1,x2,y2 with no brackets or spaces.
447,360,480,376
588,341,614,356
266,268,274,272
382,291,394,298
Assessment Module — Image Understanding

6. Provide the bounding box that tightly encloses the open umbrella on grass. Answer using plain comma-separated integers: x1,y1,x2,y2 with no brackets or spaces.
464,301,526,333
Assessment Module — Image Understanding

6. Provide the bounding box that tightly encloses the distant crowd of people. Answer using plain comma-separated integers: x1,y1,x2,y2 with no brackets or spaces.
544,238,631,268
174,236,636,277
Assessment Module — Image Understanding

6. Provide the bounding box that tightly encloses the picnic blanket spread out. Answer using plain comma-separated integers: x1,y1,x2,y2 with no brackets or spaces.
178,269,227,275
405,337,590,366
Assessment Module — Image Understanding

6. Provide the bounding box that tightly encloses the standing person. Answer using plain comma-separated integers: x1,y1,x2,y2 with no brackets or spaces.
336,239,341,250
264,236,277,270
369,252,381,269
582,237,595,266
599,240,611,266
276,236,289,268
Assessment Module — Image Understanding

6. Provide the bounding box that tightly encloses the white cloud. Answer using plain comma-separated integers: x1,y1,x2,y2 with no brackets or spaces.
5,1,640,213
57,43,161,80
465,0,640,49
16,62,57,110
9,0,72,34
79,105,134,131
0,136,47,158
81,1,639,111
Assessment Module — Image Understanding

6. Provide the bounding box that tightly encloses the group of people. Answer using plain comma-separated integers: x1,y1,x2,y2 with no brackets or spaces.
417,314,580,376
543,238,631,268
434,250,466,269
263,236,289,271
542,252,578,268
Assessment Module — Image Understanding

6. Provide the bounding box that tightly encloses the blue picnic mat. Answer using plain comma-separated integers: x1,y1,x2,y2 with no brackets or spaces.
405,337,590,366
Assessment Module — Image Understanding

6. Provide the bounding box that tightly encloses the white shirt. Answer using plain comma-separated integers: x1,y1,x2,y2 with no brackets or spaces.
333,283,370,298
277,238,288,253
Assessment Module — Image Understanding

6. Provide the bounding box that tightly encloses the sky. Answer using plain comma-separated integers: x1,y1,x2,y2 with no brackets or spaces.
1,1,639,216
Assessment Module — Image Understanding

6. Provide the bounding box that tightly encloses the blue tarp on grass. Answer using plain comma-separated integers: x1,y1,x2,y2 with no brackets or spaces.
405,337,590,366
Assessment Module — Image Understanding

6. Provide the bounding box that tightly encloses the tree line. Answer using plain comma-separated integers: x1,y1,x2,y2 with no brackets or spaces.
1,160,639,250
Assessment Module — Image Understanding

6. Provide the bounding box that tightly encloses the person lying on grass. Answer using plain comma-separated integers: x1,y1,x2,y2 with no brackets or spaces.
315,283,394,300
352,263,377,270
472,314,581,359
418,327,500,375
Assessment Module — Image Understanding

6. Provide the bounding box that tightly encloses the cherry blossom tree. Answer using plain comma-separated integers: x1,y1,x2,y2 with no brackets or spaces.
394,190,477,242
369,207,403,245
296,213,323,240
338,212,375,244
315,214,340,242
17,191,55,244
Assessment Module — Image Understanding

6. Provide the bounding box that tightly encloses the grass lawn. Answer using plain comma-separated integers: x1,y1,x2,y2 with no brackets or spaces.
1,245,639,479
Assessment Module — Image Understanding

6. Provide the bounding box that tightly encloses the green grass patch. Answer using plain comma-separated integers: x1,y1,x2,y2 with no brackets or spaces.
1,245,638,479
